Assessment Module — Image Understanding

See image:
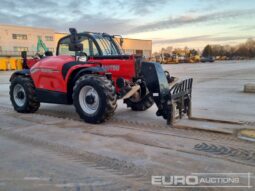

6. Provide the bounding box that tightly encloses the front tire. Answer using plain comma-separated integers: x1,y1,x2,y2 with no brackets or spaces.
73,75,117,124
10,76,40,113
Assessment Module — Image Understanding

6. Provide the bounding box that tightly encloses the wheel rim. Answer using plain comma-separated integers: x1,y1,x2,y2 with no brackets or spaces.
79,86,99,115
13,84,26,107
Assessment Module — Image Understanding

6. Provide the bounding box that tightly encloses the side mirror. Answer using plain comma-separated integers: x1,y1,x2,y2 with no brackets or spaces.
69,28,78,42
69,43,83,52
68,28,83,52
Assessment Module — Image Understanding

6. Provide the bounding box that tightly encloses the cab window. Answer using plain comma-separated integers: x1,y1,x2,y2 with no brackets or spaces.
58,36,99,56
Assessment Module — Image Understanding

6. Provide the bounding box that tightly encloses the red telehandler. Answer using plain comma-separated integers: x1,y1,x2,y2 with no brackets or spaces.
10,28,192,125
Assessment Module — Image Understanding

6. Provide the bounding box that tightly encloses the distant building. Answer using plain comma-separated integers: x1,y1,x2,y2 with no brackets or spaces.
54,32,68,48
0,24,152,58
0,24,55,56
115,38,152,58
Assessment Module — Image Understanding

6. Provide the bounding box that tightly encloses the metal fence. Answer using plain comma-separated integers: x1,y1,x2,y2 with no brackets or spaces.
0,51,37,57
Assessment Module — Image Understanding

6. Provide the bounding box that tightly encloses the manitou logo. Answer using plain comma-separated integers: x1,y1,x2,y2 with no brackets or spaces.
152,176,198,187
102,65,120,71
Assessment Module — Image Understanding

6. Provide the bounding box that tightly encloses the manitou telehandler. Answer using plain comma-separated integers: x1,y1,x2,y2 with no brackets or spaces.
9,28,192,125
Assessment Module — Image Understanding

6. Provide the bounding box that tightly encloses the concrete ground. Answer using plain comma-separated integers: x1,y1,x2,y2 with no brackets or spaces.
0,60,254,190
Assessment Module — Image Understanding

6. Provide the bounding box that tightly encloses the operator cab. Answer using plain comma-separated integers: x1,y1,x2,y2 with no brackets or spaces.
56,29,125,59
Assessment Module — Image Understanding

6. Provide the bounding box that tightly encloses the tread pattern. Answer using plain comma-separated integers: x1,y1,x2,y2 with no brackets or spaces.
73,75,117,123
125,93,154,111
194,143,255,165
10,76,40,113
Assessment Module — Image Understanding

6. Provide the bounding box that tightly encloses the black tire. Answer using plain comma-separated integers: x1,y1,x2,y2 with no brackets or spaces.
73,75,117,124
124,93,154,111
10,76,40,113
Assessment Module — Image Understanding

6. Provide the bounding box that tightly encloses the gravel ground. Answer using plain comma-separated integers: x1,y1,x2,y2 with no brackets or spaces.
0,60,254,190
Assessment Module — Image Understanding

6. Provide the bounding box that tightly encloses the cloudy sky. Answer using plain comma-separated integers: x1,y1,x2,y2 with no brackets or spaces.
0,0,254,51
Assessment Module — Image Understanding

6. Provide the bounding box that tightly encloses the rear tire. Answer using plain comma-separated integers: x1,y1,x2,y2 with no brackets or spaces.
124,93,154,111
73,75,117,124
10,76,40,113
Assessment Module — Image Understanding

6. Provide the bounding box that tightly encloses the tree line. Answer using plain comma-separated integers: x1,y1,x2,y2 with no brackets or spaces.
202,38,255,58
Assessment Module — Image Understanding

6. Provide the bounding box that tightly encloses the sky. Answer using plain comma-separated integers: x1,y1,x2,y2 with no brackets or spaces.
0,0,255,52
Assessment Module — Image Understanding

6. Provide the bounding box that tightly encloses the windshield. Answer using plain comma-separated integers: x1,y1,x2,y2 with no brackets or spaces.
93,34,123,55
